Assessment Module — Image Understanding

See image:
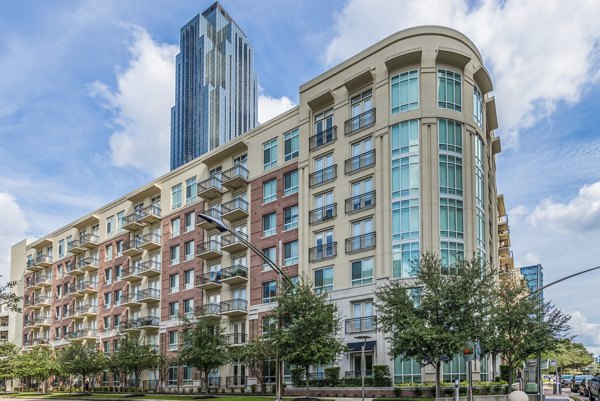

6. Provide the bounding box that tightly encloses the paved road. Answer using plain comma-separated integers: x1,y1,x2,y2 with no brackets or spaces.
545,386,589,401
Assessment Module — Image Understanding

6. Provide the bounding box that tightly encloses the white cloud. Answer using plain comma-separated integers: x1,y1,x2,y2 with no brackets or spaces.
527,181,600,233
515,252,541,267
258,94,296,124
0,193,29,284
89,27,177,177
324,0,600,148
568,311,600,356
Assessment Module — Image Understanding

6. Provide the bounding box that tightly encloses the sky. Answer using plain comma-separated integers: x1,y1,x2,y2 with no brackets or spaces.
1,0,600,355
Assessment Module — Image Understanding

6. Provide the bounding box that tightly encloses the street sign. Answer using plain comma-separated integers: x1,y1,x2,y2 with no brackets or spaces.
550,360,557,366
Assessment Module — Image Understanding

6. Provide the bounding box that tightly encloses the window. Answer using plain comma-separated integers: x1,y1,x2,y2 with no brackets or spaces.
284,129,299,161
185,177,197,204
438,119,463,153
113,315,120,328
104,292,112,308
183,299,194,318
262,281,277,304
117,211,125,232
263,213,276,237
441,241,464,268
350,89,373,120
170,274,179,293
56,264,63,278
103,316,111,332
283,240,298,266
314,266,333,293
106,216,114,235
351,258,373,286
473,86,483,127
170,245,180,265
184,212,195,232
438,69,462,111
313,109,334,148
105,268,112,285
263,179,277,203
443,355,467,381
234,153,247,167
105,245,113,261
263,138,278,170
391,156,419,198
391,119,419,156
392,199,419,241
56,286,62,299
440,198,464,239
392,243,420,278
184,240,195,261
171,183,182,210
439,154,463,196
184,270,194,290
391,70,419,113
169,302,179,321
262,316,277,336
284,170,299,196
283,205,298,231
394,356,422,383
114,265,122,281
168,331,179,351
116,240,123,257
262,247,276,271
114,289,122,306
474,135,485,252
58,240,65,258
171,218,181,237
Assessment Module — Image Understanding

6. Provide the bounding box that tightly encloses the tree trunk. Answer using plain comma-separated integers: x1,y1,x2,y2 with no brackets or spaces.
305,366,310,397
205,370,210,396
491,353,497,382
507,358,513,388
435,361,442,399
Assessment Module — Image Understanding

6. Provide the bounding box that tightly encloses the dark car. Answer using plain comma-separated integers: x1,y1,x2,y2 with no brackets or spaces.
561,375,574,388
580,377,592,396
571,375,593,392
589,376,600,401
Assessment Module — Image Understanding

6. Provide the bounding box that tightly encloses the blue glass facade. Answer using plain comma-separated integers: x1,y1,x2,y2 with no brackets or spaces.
520,264,544,300
170,2,257,170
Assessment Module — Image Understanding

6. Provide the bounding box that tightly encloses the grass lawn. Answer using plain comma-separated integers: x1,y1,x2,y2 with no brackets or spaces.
3,394,332,401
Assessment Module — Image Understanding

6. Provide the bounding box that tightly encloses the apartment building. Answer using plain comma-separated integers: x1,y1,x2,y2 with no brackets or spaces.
11,25,502,388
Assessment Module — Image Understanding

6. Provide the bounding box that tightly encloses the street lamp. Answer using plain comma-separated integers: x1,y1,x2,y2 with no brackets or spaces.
197,213,292,401
355,335,371,401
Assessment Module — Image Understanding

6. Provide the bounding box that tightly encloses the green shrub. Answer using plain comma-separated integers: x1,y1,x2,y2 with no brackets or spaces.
261,383,267,393
393,386,403,397
373,365,392,387
414,386,423,397
240,387,245,393
271,384,276,394
250,384,256,393
325,366,341,386
230,387,235,393
499,365,509,382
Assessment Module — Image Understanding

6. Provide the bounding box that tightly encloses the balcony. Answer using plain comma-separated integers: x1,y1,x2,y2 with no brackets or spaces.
29,338,51,347
196,240,222,260
309,204,337,225
309,242,337,263
345,233,376,254
123,211,145,231
228,333,248,346
122,265,143,282
80,233,100,249
29,275,51,289
195,271,223,290
121,292,143,308
66,263,84,276
195,303,222,319
345,316,377,334
345,149,375,175
62,308,75,319
67,328,97,341
220,265,248,285
122,239,143,257
140,233,161,251
309,165,337,188
309,126,337,151
26,259,41,272
221,164,249,190
198,208,222,230
197,175,226,200
67,239,86,255
35,254,53,269
34,295,52,308
221,198,249,222
138,288,160,304
345,108,376,136
78,257,99,272
76,280,98,295
140,204,161,224
345,191,376,214
139,260,161,277
76,305,98,318
220,299,248,317
221,232,248,253
24,317,35,327
121,316,159,331
34,316,52,327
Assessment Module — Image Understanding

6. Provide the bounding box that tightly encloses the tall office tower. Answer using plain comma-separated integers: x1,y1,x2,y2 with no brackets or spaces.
170,2,257,170
520,264,544,299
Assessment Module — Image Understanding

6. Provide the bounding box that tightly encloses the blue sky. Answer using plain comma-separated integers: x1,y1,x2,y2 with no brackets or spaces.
2,0,600,354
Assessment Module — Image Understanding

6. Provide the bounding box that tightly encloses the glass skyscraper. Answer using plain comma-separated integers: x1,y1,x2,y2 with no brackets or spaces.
170,2,257,170
520,263,544,300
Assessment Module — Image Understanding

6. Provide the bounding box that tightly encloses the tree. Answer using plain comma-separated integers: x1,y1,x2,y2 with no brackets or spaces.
0,341,20,392
232,338,274,388
483,274,571,385
113,333,159,389
376,252,496,398
58,343,106,392
12,346,60,393
272,276,346,396
179,317,230,395
544,340,594,373
0,280,22,312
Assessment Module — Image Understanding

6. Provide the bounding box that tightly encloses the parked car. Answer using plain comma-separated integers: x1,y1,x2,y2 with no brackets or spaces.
588,376,600,401
572,375,593,392
561,375,574,388
580,377,592,396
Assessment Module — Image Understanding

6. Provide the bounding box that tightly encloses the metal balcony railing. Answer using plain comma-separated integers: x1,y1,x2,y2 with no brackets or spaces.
220,299,248,313
222,164,249,182
309,126,337,151
309,165,337,187
345,108,376,136
198,176,224,193
140,260,161,274
221,198,249,214
228,333,248,345
309,242,337,262
196,303,222,316
345,191,376,213
344,316,377,334
220,265,248,280
345,232,376,253
345,149,375,174
309,204,337,225
196,240,222,254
